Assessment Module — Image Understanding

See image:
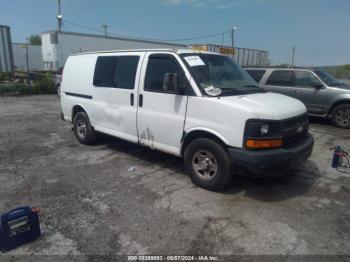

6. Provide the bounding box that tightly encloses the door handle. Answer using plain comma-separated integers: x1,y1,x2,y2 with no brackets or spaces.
139,94,143,107
130,93,134,106
294,89,301,94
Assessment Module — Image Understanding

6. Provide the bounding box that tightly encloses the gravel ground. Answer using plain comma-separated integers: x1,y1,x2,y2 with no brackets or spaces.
0,95,350,260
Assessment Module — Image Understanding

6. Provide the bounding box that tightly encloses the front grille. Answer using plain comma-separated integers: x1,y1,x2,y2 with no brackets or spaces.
281,114,309,147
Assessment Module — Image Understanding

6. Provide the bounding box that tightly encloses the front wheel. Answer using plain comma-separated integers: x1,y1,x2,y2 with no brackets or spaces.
331,104,350,129
184,138,232,191
73,112,96,144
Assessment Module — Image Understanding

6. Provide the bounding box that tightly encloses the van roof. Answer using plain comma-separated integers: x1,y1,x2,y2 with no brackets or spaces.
72,48,221,56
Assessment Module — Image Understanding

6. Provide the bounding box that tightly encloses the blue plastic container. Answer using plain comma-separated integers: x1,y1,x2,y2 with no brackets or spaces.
332,146,341,168
0,206,41,252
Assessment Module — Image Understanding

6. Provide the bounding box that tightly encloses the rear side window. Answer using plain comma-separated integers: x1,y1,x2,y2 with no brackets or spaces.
93,56,139,89
145,55,182,93
246,70,266,83
266,70,293,86
94,56,117,87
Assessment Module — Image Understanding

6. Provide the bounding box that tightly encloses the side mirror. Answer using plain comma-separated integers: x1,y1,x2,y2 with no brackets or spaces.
311,83,323,89
163,73,177,92
163,73,187,94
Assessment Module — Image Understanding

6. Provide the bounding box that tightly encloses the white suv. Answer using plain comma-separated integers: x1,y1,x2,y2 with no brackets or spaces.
60,49,314,190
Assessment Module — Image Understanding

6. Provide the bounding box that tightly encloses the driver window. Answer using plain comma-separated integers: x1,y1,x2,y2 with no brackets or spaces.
145,56,181,93
294,71,322,87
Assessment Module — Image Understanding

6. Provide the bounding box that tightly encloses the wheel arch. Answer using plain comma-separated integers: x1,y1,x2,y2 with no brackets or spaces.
329,99,350,115
72,104,90,122
181,128,229,157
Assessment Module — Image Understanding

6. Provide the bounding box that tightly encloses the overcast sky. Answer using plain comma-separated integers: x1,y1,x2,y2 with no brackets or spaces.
0,0,349,66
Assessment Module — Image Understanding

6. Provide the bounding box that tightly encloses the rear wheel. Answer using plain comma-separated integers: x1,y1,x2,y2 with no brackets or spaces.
184,138,232,191
57,84,61,97
73,112,96,144
331,104,350,129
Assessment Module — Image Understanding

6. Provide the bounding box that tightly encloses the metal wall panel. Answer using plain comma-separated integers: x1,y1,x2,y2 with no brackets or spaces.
0,25,14,73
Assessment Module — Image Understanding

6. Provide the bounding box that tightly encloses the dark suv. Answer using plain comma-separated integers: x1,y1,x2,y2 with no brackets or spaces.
245,67,350,128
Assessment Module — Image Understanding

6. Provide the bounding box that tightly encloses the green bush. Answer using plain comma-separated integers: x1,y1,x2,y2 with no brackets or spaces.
31,85,41,95
0,84,11,95
0,72,56,96
0,83,28,95
0,72,12,82
33,73,56,94
17,84,29,95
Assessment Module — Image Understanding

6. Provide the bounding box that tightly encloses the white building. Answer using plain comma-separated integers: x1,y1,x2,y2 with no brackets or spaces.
41,31,187,71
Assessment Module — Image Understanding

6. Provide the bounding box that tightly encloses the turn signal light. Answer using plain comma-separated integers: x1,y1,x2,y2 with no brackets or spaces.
246,139,282,149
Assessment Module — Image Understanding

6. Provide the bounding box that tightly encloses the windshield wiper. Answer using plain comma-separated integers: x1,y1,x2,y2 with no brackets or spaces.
219,89,244,96
242,85,260,88
241,85,267,93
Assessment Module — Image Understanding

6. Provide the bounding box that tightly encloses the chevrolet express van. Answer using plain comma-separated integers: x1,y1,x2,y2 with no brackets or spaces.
60,49,314,190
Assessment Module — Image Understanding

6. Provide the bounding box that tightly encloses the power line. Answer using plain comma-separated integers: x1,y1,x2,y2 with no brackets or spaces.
154,30,231,42
63,19,105,34
62,19,231,43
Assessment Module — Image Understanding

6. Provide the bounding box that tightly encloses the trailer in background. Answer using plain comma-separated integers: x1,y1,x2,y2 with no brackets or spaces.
41,31,187,71
0,25,14,73
12,43,44,71
189,44,269,67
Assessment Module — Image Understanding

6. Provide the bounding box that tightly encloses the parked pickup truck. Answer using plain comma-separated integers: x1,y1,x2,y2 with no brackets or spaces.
60,49,314,190
245,67,350,129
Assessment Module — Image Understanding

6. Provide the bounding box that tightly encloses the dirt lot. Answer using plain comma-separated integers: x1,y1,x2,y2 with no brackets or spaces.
0,95,350,259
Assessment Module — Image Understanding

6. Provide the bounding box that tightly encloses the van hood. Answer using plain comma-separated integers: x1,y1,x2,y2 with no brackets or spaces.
219,92,306,120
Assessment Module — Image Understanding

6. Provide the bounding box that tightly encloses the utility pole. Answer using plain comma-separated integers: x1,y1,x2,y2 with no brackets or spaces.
291,46,295,68
231,26,237,58
25,40,31,93
102,23,108,37
57,0,63,31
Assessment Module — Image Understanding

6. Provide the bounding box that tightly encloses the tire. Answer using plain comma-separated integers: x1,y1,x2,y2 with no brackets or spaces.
73,112,96,144
184,138,232,191
331,104,350,129
57,84,61,97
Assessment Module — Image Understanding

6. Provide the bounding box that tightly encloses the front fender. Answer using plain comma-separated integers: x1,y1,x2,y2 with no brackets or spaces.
184,127,230,145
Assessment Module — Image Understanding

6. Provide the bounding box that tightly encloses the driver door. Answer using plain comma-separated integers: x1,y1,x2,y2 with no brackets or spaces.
136,53,189,156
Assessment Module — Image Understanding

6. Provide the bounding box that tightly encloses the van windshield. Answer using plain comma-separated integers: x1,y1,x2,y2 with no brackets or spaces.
181,53,265,96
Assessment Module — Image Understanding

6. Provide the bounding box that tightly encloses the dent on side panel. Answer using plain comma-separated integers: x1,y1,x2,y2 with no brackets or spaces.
139,127,155,148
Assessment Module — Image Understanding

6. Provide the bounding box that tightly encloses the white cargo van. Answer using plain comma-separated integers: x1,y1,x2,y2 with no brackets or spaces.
60,49,314,190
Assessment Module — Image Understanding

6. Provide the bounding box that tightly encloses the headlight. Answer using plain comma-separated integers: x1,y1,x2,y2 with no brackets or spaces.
245,121,281,137
244,120,282,149
260,124,269,136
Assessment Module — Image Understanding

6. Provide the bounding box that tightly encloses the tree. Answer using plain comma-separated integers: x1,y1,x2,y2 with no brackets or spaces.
28,35,41,45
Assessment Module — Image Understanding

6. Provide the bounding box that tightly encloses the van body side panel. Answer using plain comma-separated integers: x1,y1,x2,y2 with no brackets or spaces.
91,53,144,143
61,55,96,122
